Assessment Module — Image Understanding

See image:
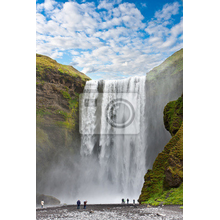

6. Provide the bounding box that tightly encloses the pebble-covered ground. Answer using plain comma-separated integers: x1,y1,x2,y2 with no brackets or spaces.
36,204,183,220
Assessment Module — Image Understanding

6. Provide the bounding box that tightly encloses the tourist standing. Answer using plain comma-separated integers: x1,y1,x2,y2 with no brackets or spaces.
84,200,87,209
41,200,44,208
77,200,81,209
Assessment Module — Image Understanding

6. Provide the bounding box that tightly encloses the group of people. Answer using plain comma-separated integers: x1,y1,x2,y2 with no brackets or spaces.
40,198,134,209
77,200,87,209
40,199,86,209
122,198,135,204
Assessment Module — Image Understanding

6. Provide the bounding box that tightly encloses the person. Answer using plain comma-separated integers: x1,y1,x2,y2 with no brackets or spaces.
84,200,87,209
127,198,129,204
77,200,81,209
41,200,44,208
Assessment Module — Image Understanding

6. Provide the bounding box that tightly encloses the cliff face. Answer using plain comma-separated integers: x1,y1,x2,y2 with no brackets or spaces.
138,95,183,205
144,49,183,169
36,54,90,193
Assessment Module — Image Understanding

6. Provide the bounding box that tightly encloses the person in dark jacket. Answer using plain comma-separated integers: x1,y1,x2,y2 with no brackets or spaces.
77,200,81,209
84,200,87,209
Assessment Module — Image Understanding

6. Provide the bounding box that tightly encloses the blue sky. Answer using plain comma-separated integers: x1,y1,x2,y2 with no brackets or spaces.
36,0,183,80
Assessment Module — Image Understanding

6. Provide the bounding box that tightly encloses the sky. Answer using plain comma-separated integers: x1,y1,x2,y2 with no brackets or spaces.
36,0,183,80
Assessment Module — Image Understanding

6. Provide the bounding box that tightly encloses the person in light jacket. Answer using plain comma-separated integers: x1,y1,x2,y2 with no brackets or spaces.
41,200,44,208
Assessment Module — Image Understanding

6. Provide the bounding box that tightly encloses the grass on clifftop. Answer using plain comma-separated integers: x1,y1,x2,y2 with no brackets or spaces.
36,54,90,81
146,48,183,81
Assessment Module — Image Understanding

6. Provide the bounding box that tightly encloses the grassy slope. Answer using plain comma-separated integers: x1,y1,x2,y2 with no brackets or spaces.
145,48,183,100
36,54,90,81
138,96,183,206
147,49,183,81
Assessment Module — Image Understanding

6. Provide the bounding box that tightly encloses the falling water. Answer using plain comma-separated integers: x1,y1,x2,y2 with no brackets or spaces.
77,76,148,203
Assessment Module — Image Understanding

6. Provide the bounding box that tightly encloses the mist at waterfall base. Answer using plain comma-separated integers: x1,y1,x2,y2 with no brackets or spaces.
77,77,146,204
39,74,182,204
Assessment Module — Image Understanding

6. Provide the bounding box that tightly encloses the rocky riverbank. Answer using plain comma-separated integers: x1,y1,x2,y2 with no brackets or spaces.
36,204,183,220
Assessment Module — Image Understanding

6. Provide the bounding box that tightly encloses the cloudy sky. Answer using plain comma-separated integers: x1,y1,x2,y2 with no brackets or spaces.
36,0,183,80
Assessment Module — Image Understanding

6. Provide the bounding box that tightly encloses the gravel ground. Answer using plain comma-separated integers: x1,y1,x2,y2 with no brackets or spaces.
36,204,183,220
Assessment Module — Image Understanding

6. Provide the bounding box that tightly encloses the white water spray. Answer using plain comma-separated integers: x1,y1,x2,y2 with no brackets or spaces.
78,76,148,203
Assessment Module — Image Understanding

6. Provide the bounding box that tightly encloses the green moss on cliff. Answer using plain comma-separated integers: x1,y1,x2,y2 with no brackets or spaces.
138,95,183,205
139,123,183,205
163,95,183,136
142,183,183,206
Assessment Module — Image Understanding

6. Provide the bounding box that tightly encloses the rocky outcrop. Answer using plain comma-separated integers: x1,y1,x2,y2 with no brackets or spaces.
36,193,60,206
138,95,183,205
163,95,183,136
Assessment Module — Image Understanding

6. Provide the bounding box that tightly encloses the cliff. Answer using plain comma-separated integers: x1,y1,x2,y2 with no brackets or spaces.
138,95,183,205
36,54,90,194
144,48,183,168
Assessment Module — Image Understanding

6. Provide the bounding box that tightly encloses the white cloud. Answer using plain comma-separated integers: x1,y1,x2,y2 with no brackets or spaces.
82,66,99,74
36,1,183,79
144,2,183,51
36,0,57,13
141,3,147,8
156,18,183,49
70,50,80,56
44,0,57,11
148,36,162,44
50,49,63,59
155,2,180,21
171,18,183,37
98,0,122,10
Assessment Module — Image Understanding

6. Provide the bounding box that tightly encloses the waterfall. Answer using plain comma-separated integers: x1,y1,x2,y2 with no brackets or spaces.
77,76,148,203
